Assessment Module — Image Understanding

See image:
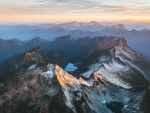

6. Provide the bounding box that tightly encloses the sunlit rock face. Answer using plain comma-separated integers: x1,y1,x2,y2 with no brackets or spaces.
0,60,148,113
0,47,69,83
54,66,147,113
0,64,75,113
0,47,49,83
0,62,147,113
0,37,150,113
24,47,49,63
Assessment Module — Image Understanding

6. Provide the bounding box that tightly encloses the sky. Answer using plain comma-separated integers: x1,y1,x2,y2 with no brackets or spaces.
0,0,150,23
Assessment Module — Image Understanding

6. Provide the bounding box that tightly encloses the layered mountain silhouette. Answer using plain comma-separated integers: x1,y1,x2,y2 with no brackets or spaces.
0,35,100,62
0,21,150,60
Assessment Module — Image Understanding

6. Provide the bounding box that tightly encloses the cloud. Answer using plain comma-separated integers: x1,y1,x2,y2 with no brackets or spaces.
35,0,45,2
0,0,149,16
30,0,132,14
134,6,150,14
136,2,149,4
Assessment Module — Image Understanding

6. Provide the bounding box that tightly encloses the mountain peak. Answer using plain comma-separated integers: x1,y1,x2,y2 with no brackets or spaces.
29,36,42,43
141,29,149,32
28,36,46,46
8,38,21,43
109,24,127,30
72,21,78,25
54,35,75,43
88,21,99,25
31,36,41,41
130,29,138,32
24,47,48,63
95,37,128,51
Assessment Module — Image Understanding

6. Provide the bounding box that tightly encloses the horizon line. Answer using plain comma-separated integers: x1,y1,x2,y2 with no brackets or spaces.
0,20,150,24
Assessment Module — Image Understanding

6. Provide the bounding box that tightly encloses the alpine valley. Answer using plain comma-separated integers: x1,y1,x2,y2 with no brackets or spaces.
0,35,150,113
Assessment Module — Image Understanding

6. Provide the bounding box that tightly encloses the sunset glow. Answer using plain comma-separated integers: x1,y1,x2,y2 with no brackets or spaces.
0,0,150,23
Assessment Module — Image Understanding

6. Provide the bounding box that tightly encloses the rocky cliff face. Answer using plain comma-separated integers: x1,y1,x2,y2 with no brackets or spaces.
0,47,70,83
0,63,149,113
75,38,150,90
0,63,72,113
48,49,69,69
0,47,48,83
0,37,150,113
24,47,49,63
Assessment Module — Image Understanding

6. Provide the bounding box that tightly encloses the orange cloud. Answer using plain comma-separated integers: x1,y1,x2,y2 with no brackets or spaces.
0,0,149,23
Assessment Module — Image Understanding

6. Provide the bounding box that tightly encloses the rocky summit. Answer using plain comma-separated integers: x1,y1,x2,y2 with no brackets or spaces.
0,36,150,113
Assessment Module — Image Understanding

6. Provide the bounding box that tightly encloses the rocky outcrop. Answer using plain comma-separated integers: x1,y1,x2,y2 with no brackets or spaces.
75,38,150,90
0,64,63,113
24,47,48,63
0,47,48,83
48,49,69,69
0,64,148,113
0,37,150,113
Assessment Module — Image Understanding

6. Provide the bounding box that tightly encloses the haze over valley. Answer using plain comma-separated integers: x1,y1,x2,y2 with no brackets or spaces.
0,0,150,113
0,21,150,61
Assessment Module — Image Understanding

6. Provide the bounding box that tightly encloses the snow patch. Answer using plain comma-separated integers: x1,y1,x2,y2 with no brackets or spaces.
124,105,128,108
28,64,36,70
99,55,110,62
81,55,110,78
42,66,55,78
101,98,106,103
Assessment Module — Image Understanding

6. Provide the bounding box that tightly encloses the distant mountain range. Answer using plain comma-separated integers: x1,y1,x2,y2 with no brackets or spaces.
0,35,111,62
0,21,150,61
0,33,150,64
0,21,150,40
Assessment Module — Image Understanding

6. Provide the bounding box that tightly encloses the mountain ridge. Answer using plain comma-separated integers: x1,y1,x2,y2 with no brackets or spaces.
0,21,150,60
0,36,150,113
